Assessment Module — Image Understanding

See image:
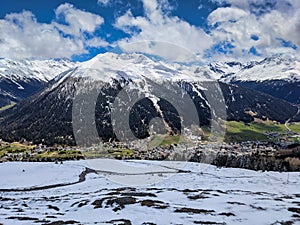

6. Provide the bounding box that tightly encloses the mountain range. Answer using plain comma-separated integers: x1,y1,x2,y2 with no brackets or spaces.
0,58,77,108
202,55,300,104
0,53,299,145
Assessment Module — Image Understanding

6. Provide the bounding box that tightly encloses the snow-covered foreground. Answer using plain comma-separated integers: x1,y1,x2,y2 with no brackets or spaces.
1,160,300,225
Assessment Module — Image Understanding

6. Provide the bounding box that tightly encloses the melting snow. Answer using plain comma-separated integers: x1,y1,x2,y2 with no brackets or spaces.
1,160,300,225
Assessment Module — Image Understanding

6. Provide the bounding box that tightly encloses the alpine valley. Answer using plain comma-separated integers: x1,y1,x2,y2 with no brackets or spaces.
0,53,299,146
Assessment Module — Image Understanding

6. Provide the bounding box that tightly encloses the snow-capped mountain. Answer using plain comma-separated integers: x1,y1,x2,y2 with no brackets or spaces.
198,55,300,82
198,55,300,104
0,58,77,107
84,53,300,104
1,53,298,108
74,52,211,82
0,58,77,82
0,53,298,145
193,61,244,80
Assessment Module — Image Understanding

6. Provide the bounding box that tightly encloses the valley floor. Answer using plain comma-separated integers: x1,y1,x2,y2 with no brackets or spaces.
0,160,300,225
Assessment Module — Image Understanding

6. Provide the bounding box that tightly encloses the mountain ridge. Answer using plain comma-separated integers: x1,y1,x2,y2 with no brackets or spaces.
0,58,77,107
0,53,298,145
194,55,300,104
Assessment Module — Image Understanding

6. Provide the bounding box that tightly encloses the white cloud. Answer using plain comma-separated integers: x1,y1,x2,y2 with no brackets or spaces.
206,0,300,60
1,0,298,62
54,3,104,36
117,41,199,63
85,38,108,48
0,3,107,60
211,0,270,11
114,0,212,62
207,7,249,25
115,0,299,62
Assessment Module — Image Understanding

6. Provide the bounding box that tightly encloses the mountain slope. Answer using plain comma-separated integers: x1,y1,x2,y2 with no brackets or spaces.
0,58,77,107
0,53,298,145
199,55,300,104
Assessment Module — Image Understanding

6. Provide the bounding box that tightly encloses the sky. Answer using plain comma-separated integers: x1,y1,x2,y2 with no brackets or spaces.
0,0,299,62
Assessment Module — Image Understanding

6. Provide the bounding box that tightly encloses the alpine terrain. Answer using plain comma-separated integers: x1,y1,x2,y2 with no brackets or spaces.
201,55,300,104
0,53,299,146
0,58,77,108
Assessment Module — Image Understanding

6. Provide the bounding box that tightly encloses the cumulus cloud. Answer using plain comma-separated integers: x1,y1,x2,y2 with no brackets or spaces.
115,0,299,62
54,3,104,36
207,0,300,60
207,7,249,25
1,0,298,61
0,3,107,60
114,0,212,62
211,0,274,12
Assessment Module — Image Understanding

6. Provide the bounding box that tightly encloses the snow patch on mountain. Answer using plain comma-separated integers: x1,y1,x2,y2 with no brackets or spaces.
1,54,299,86
0,58,78,83
75,52,212,83
67,53,300,84
0,58,78,107
194,62,243,80
219,56,300,82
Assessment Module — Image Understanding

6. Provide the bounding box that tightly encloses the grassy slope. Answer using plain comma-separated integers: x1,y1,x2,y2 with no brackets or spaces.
35,149,83,160
0,142,34,158
225,120,300,143
289,123,300,133
148,135,181,148
0,142,83,161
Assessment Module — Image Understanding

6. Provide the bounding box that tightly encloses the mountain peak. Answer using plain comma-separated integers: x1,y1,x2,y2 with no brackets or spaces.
81,52,153,69
76,52,209,83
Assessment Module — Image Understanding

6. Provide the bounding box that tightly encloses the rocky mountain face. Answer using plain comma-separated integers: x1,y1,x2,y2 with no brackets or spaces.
0,53,298,146
231,80,300,104
0,58,77,107
200,55,300,104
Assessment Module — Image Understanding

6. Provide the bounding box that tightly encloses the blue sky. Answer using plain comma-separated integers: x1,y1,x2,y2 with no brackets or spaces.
0,0,299,62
